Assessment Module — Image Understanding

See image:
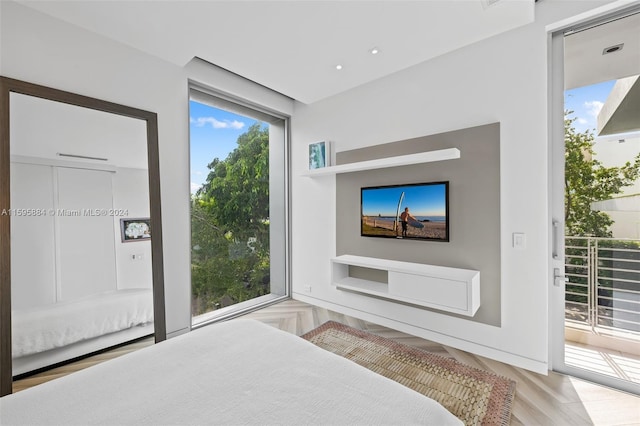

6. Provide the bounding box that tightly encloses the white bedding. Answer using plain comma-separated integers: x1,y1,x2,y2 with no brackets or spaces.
1,319,463,426
12,288,153,358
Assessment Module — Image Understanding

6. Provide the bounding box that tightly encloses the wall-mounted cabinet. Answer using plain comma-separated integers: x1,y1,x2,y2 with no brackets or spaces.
331,255,480,316
302,148,460,177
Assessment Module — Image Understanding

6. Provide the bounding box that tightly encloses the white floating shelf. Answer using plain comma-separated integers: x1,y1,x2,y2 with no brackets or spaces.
331,255,480,316
302,147,460,177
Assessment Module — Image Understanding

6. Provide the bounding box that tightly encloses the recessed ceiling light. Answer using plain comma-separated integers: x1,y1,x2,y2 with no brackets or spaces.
370,47,379,55
336,64,343,70
603,43,624,55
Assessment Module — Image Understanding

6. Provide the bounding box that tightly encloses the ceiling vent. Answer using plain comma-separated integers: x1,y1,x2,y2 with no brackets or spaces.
57,153,108,161
602,43,624,55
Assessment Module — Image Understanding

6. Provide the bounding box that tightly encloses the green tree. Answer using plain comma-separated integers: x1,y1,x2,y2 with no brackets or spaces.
197,123,269,240
191,123,270,315
564,112,640,237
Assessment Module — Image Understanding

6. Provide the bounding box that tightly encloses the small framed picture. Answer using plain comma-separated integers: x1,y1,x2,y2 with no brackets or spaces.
120,218,151,242
309,141,331,169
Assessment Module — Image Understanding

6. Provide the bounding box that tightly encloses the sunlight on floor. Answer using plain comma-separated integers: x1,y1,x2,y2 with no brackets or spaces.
566,375,640,426
565,342,640,384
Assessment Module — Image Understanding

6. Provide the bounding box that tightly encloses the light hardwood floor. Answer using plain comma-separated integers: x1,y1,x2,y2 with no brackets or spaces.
13,299,640,425
11,337,154,393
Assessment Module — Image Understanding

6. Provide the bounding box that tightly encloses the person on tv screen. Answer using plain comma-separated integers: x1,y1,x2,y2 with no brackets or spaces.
399,207,418,237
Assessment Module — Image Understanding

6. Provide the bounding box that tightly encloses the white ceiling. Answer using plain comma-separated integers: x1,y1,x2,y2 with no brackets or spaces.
10,2,639,166
18,0,535,104
564,11,640,90
564,11,640,136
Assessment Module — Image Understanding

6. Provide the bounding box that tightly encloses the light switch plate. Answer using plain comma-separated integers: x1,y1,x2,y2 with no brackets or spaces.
513,232,526,249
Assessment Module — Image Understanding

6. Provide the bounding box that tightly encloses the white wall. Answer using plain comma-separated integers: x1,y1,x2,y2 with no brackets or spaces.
9,163,57,310
1,1,189,335
594,135,640,189
291,0,617,373
593,134,640,238
113,167,153,290
0,1,293,337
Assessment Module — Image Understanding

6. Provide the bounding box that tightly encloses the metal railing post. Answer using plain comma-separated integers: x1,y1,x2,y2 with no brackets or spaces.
591,238,598,330
565,235,640,336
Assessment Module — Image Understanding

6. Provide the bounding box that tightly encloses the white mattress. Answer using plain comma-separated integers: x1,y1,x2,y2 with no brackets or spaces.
1,319,463,426
12,288,153,358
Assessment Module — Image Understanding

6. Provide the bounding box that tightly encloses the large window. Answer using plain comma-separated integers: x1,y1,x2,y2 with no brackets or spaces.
189,87,289,325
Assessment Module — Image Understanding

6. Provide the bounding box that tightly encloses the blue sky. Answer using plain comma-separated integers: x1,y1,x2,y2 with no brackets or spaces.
362,183,446,217
564,80,616,134
189,100,259,194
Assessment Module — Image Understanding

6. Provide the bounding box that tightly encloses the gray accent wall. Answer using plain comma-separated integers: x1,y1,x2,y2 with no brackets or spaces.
336,123,500,326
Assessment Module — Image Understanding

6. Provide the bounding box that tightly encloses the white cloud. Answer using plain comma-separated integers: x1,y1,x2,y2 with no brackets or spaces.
190,116,245,130
584,100,604,117
191,182,202,193
577,118,588,125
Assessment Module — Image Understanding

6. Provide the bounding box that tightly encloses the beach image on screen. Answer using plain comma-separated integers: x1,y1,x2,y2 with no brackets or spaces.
361,182,448,241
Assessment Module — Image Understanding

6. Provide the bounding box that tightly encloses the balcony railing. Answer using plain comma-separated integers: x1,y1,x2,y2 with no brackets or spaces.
565,236,640,335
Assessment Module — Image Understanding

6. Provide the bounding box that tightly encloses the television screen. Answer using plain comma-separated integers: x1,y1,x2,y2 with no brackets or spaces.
361,181,449,242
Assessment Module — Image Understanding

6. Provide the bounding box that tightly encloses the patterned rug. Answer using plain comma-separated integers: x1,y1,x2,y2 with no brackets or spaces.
301,321,516,426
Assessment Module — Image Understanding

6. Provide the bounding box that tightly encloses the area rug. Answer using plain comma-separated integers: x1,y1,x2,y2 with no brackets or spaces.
301,321,516,426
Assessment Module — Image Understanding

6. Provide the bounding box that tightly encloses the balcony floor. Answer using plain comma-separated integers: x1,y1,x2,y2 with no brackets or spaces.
566,340,640,385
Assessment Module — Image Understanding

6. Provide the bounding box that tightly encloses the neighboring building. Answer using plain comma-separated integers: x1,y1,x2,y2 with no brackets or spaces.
591,76,640,239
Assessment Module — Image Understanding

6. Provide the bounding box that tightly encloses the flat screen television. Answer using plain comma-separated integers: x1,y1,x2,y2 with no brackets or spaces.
361,181,449,242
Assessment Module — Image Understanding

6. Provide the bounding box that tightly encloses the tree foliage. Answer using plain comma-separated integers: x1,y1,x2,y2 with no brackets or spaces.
197,123,270,239
564,112,640,237
191,123,270,315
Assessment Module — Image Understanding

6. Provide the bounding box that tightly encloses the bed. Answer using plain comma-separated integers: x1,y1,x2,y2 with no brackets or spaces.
12,288,154,376
1,319,462,425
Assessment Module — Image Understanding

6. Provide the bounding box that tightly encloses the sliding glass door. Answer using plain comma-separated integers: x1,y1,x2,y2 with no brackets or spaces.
550,8,640,395
189,87,289,326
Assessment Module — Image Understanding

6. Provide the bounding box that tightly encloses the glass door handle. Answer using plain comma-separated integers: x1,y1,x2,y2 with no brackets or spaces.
552,220,562,260
554,268,568,287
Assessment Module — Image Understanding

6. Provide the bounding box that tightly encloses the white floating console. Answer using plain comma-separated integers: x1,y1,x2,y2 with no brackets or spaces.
331,255,480,316
302,148,460,177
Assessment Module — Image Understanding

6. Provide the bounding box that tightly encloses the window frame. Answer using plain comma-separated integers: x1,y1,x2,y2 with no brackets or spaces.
188,83,291,328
